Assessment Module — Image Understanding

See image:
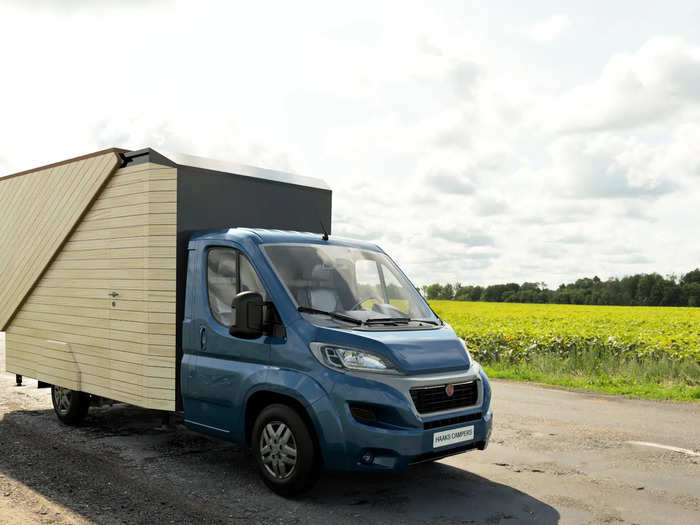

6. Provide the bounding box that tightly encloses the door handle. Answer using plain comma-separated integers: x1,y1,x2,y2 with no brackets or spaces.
199,326,207,351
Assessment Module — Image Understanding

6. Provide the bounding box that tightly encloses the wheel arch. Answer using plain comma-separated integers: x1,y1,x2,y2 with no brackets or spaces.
240,370,350,469
244,390,324,462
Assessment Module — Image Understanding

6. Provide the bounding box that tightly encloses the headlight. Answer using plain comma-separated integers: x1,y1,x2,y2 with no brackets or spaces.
310,343,400,374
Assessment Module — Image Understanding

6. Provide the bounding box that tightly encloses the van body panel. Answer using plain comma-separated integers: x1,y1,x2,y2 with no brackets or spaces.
180,228,493,471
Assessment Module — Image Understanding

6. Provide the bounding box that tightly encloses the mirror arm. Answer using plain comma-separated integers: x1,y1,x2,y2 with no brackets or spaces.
262,301,286,339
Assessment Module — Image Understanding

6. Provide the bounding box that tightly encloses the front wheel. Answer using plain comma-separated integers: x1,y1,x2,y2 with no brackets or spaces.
51,385,90,425
252,404,320,497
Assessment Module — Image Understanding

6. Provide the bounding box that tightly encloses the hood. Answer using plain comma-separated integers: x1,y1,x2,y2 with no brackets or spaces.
314,323,470,375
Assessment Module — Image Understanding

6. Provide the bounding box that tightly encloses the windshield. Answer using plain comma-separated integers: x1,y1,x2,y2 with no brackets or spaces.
262,243,439,325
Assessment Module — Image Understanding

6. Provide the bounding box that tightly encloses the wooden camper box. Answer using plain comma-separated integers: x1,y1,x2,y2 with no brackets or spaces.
0,148,332,411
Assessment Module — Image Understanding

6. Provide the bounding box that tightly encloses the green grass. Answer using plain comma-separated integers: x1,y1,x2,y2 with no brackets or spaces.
482,352,700,401
429,300,700,402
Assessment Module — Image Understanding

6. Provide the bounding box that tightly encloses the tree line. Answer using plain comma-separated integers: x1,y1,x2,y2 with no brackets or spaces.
421,268,700,307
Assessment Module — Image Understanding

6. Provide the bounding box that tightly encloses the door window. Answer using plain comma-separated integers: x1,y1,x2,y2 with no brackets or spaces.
207,247,267,327
240,255,268,300
207,248,238,326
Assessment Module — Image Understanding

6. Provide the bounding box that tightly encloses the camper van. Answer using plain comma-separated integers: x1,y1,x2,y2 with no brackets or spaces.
0,148,492,495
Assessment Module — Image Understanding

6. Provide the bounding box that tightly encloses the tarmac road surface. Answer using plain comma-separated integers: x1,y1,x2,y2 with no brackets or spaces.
1,333,698,524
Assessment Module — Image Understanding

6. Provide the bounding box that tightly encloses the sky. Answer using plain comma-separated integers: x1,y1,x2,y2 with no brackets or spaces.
1,1,699,288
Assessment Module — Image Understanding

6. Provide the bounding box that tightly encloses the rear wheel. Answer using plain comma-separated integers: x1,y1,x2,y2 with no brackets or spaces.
51,385,90,425
252,404,319,497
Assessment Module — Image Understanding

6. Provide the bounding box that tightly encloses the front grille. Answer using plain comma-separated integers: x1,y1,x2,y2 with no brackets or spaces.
410,380,478,414
423,412,481,430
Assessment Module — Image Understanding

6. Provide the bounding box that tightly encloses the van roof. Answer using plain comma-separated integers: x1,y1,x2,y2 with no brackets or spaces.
190,228,382,251
124,148,330,191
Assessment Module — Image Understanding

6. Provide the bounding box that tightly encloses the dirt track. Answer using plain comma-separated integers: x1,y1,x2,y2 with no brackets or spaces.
1,333,698,524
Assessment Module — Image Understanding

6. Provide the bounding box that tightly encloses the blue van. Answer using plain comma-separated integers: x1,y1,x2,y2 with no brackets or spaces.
10,149,493,497
181,228,493,495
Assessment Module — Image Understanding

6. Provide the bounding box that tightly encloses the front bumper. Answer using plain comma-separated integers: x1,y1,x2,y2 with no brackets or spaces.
340,408,492,471
310,367,493,471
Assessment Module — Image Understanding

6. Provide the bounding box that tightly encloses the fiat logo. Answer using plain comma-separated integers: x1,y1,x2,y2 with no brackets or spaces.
445,384,454,397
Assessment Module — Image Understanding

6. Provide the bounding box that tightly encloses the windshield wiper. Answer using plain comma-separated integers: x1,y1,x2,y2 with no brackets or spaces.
297,306,363,325
409,318,441,326
363,317,411,325
363,317,442,326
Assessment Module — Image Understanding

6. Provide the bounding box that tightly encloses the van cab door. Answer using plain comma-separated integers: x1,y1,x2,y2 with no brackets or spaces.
185,245,271,436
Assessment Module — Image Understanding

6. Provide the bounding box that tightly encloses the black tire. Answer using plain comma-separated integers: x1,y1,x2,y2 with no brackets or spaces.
252,403,320,497
51,385,90,425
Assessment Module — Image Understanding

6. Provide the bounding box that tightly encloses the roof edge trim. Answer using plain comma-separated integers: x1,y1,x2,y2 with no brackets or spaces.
0,147,130,182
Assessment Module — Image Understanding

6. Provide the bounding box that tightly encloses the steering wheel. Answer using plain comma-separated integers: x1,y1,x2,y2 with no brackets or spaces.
349,295,384,311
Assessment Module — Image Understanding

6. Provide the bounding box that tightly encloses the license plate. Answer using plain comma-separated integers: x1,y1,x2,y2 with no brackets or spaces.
433,425,474,448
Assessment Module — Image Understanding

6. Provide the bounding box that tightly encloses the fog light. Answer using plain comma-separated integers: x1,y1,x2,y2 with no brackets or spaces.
361,451,374,465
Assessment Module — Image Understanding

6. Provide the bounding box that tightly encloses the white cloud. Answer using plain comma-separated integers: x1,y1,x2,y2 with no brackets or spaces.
0,2,698,288
473,195,508,216
538,36,700,133
424,170,475,195
449,60,481,99
617,202,657,222
518,201,598,226
664,122,700,178
523,14,571,44
557,233,589,245
431,227,494,247
4,0,170,10
545,134,677,199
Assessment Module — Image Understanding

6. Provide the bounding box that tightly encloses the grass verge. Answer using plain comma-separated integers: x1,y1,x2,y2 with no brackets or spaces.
481,351,700,402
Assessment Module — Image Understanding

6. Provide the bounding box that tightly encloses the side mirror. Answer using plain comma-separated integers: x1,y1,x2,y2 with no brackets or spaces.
230,291,264,339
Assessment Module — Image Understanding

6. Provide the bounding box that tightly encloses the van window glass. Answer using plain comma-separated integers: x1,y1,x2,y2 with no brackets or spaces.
262,243,438,325
207,248,238,327
240,255,268,301
355,260,384,310
382,264,410,314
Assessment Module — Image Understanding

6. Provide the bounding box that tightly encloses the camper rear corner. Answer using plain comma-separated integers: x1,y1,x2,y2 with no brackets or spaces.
0,148,178,411
0,147,332,414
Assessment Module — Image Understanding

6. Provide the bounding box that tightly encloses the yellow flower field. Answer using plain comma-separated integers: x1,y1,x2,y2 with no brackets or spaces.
430,300,700,400
431,300,700,362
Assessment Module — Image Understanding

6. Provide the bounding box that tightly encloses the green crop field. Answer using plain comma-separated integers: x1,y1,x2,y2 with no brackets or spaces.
429,300,700,401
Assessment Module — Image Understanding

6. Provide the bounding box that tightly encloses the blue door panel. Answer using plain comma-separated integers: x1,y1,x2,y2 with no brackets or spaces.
191,354,268,432
182,242,271,440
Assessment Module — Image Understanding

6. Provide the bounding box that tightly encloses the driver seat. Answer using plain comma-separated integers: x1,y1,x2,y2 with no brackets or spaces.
309,288,340,312
297,264,342,312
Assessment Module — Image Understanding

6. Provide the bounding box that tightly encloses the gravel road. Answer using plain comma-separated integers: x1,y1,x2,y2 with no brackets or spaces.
1,333,698,524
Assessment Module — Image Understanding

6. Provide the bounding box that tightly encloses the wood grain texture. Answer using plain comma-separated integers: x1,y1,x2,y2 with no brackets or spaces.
0,152,120,330
4,162,177,411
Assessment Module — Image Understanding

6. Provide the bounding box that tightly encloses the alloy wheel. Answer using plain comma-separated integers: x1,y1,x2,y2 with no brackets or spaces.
260,420,298,480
